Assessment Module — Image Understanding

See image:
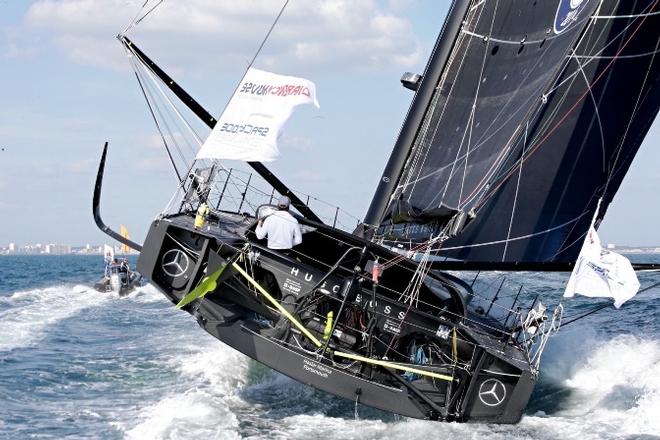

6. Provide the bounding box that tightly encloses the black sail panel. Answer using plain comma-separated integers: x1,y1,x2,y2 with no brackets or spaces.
378,0,600,240
375,0,660,265
440,0,660,263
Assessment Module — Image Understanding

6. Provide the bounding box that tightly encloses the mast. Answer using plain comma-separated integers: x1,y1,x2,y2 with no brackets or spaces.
362,0,471,232
119,35,323,224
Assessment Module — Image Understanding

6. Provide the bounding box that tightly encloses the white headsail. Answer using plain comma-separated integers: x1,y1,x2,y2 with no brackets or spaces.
196,67,319,162
563,202,640,308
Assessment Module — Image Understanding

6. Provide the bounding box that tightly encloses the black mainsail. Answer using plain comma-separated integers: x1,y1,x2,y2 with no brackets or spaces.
370,0,660,264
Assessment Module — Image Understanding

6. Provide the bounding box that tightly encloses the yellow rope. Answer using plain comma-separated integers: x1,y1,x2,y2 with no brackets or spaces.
232,262,453,381
231,262,323,347
333,351,454,382
452,327,458,362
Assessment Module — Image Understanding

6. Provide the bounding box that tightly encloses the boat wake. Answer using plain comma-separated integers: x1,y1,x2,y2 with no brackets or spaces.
3,281,656,438
0,284,112,352
119,325,660,439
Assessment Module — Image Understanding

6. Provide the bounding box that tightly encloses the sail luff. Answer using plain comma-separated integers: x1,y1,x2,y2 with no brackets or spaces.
371,0,660,264
362,0,473,233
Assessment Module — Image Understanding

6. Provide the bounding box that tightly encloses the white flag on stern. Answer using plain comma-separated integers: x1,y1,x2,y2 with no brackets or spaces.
196,67,319,162
563,201,640,308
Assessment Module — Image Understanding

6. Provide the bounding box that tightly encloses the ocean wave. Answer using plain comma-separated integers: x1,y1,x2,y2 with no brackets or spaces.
0,284,113,352
125,283,168,304
120,334,251,439
118,331,660,439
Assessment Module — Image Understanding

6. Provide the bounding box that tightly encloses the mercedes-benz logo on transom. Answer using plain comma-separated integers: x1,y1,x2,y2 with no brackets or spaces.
161,249,190,278
478,378,507,407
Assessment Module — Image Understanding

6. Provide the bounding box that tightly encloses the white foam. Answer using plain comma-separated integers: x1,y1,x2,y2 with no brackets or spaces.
121,334,251,439
123,391,241,440
557,334,660,435
0,284,112,352
112,300,660,439
127,283,168,304
258,333,660,440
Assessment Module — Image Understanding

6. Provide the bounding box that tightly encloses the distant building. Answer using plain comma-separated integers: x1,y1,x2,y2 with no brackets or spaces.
44,244,72,255
8,243,15,253
606,243,616,250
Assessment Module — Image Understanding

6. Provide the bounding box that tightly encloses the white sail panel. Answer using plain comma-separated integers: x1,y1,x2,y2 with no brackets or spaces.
563,227,640,308
197,68,319,162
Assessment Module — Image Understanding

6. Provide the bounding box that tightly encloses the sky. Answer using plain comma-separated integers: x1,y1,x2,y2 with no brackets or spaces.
0,0,658,247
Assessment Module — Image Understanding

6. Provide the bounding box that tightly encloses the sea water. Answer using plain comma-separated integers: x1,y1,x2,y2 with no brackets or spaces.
0,254,658,439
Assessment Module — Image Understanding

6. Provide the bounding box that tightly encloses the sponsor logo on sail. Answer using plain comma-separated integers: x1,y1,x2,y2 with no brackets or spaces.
239,81,312,98
478,378,507,407
218,122,269,137
161,249,190,278
554,0,589,34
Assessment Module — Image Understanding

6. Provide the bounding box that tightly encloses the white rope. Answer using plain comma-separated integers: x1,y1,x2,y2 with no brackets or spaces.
545,0,656,96
120,0,164,36
502,121,526,261
574,49,607,172
401,2,478,199
592,10,660,19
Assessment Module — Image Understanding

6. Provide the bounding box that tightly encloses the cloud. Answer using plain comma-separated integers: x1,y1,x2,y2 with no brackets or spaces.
2,42,34,59
23,0,422,74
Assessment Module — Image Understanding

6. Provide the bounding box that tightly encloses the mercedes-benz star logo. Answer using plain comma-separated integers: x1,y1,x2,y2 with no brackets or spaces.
478,378,507,407
162,249,190,278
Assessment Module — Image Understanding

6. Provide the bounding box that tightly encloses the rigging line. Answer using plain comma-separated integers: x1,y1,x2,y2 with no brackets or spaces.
402,2,485,197
502,121,526,261
139,66,195,165
212,0,290,125
129,51,229,207
131,0,163,29
127,51,183,182
473,2,657,211
135,59,192,172
130,48,259,211
403,8,476,197
402,3,473,193
430,212,587,252
457,0,500,207
562,279,660,327
396,32,573,198
572,49,660,60
463,7,605,209
120,0,150,35
544,190,602,260
592,10,660,19
129,45,205,148
574,49,607,172
468,2,603,154
545,0,657,96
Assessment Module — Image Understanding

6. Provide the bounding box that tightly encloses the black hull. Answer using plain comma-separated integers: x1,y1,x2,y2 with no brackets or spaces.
137,214,537,423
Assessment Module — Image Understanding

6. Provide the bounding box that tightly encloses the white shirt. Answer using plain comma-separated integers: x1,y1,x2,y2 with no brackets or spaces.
255,210,303,250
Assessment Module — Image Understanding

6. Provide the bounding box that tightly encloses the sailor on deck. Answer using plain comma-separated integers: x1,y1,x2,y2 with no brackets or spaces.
255,196,302,250
195,202,210,229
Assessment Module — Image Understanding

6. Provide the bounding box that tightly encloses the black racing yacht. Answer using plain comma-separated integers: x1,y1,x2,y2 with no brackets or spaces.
93,0,660,423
